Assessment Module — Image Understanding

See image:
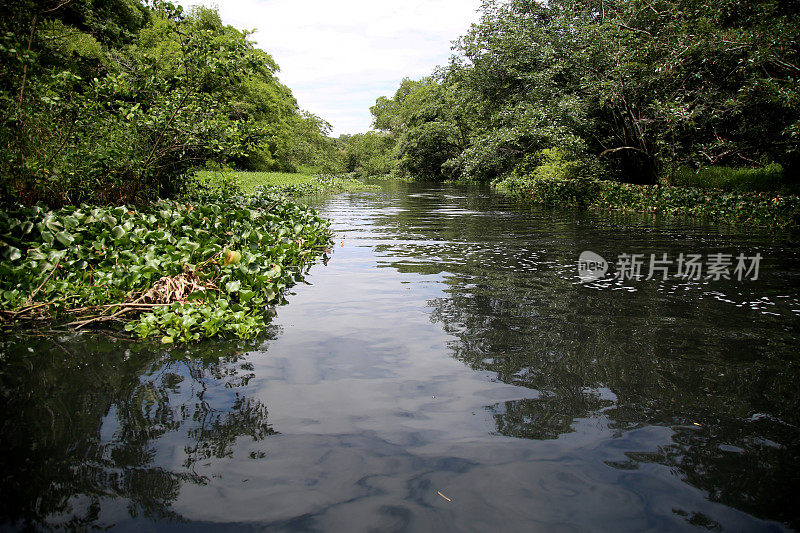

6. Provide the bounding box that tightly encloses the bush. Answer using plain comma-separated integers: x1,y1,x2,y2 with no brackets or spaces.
667,164,791,192
514,148,582,181
495,149,601,207
499,175,601,207
496,151,800,229
182,171,243,202
594,182,800,228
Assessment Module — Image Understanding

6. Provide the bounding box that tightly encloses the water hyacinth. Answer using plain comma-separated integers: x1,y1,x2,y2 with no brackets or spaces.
497,176,800,230
0,191,333,343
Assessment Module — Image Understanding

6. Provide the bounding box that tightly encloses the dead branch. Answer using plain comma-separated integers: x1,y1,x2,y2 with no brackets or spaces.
599,146,649,157
618,23,651,36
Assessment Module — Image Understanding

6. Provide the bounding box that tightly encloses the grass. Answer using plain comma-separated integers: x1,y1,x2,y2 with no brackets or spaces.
194,170,373,196
665,163,796,193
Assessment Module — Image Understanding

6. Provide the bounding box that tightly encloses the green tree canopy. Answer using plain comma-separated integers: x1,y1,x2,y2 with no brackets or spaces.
0,1,338,205
372,0,800,184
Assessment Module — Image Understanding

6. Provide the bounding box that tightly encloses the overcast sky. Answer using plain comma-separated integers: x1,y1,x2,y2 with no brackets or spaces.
190,0,482,136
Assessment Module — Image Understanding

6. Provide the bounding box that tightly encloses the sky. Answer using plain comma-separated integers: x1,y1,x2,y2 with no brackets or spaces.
189,0,483,136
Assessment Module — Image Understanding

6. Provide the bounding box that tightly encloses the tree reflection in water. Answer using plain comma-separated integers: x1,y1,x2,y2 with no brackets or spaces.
368,184,800,528
0,332,277,529
425,255,800,528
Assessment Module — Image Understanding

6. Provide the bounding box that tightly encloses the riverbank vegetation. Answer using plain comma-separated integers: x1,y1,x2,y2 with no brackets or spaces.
336,132,396,178
495,147,800,228
0,1,350,341
193,169,375,196
0,192,333,342
499,173,800,229
364,0,800,227
1,0,341,206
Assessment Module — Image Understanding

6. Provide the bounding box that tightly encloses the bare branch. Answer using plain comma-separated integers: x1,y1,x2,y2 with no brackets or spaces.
618,23,651,37
599,146,649,157
41,0,77,13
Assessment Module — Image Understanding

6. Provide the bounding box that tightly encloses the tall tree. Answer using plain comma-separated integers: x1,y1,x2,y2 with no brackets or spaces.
374,0,800,184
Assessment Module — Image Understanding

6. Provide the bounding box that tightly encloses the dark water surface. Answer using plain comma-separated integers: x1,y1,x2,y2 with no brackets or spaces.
2,181,800,531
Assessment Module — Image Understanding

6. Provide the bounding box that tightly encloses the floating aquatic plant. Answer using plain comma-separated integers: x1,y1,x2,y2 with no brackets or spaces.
0,191,333,343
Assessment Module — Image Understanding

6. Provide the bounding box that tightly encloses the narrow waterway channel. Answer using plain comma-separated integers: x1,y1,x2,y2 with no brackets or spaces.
2,181,799,531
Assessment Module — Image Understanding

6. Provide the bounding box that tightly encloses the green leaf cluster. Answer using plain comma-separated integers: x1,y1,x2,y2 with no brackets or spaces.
0,193,333,341
497,174,800,229
371,0,800,187
0,3,339,206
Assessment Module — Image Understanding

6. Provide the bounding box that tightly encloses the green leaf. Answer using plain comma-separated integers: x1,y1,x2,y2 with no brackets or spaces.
45,218,62,231
239,289,255,302
63,216,79,229
55,231,74,246
111,225,126,239
3,246,22,261
187,290,208,301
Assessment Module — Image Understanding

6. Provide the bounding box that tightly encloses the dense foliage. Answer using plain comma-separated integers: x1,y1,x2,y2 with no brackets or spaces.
192,170,374,198
0,0,339,206
338,132,396,177
500,173,800,229
0,193,333,342
371,0,800,186
667,163,792,192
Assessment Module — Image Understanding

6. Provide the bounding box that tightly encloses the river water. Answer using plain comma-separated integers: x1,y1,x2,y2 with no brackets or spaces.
1,181,799,531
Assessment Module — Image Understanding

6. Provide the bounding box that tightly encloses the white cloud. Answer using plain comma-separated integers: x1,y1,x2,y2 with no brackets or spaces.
190,0,482,135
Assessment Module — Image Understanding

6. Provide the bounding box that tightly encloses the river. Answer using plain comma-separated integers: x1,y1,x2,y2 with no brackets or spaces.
1,181,799,531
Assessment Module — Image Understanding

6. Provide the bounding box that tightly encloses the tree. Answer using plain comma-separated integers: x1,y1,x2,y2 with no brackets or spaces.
0,2,339,205
341,131,395,176
370,77,468,180
373,0,800,184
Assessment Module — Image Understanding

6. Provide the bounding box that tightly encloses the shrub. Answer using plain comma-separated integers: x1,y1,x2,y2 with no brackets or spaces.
499,176,601,207
496,159,800,229
593,182,800,228
667,164,791,192
514,148,583,181
183,171,243,201
495,149,601,207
